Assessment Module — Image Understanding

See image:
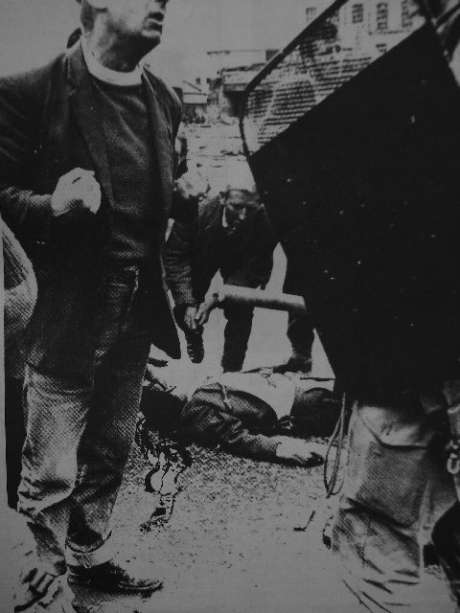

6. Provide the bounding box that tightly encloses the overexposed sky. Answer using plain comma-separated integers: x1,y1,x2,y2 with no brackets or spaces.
0,0,329,81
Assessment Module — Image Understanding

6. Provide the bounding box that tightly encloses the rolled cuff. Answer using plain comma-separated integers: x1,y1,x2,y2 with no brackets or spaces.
65,535,114,569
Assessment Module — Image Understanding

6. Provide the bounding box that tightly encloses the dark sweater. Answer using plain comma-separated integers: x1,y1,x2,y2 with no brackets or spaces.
92,79,160,263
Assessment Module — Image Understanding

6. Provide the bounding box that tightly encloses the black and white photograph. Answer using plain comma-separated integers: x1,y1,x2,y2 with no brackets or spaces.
2,0,460,611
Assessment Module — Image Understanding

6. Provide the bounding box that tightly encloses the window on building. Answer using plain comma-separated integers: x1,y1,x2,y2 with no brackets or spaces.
401,0,412,27
376,2,389,31
305,6,317,24
376,43,387,54
352,3,364,23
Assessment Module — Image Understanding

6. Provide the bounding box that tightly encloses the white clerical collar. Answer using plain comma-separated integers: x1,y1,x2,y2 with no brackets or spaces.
81,38,142,87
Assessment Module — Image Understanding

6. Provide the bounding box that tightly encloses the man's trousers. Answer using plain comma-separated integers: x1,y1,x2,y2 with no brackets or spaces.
332,389,460,612
17,264,152,574
174,301,254,372
221,301,254,372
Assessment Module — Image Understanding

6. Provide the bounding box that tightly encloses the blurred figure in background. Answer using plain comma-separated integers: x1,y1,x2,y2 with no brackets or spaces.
3,219,37,509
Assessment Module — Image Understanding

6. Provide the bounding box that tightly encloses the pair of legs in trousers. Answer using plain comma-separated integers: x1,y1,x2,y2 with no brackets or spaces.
174,302,254,372
283,255,314,371
332,386,460,612
18,265,151,576
221,301,254,372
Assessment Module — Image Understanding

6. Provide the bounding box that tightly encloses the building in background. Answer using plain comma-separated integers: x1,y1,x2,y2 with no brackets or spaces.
339,0,419,52
207,49,278,118
180,80,209,123
303,0,419,53
169,1,419,123
206,49,278,74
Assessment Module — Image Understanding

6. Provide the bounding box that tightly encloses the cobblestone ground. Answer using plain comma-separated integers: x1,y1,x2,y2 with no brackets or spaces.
7,121,454,612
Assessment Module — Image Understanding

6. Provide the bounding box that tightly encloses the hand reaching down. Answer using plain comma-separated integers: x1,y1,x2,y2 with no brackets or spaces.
273,437,324,467
184,305,200,332
195,295,220,326
174,163,210,205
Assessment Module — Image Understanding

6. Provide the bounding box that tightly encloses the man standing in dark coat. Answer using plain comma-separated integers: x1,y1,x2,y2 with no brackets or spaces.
164,162,277,372
0,0,181,606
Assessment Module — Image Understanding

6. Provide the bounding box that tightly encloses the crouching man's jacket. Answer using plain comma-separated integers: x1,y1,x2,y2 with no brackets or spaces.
164,196,277,308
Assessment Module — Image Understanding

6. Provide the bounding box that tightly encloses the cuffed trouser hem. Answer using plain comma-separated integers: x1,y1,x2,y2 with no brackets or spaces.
342,576,394,613
65,536,114,569
340,577,441,613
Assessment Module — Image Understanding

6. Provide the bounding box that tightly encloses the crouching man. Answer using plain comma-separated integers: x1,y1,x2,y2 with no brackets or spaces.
164,161,277,371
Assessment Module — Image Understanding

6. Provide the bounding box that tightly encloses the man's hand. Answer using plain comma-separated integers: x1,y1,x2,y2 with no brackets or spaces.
51,167,101,217
184,305,200,331
273,436,324,467
15,559,63,611
144,363,170,391
174,163,210,205
195,295,219,326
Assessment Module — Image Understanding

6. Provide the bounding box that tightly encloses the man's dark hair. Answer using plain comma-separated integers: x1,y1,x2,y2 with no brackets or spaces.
140,387,187,435
67,28,82,49
290,387,340,438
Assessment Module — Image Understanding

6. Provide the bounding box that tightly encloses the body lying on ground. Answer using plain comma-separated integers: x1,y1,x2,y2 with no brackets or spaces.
140,368,339,466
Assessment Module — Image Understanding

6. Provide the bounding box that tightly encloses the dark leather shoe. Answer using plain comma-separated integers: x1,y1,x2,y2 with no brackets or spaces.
186,334,204,363
321,515,334,550
273,355,312,374
67,560,163,594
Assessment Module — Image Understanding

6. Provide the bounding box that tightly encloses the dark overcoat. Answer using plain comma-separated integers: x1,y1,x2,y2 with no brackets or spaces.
0,44,181,378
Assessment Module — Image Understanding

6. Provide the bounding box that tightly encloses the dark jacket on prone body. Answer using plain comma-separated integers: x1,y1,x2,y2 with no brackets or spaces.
178,377,338,461
164,195,277,307
0,43,182,378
